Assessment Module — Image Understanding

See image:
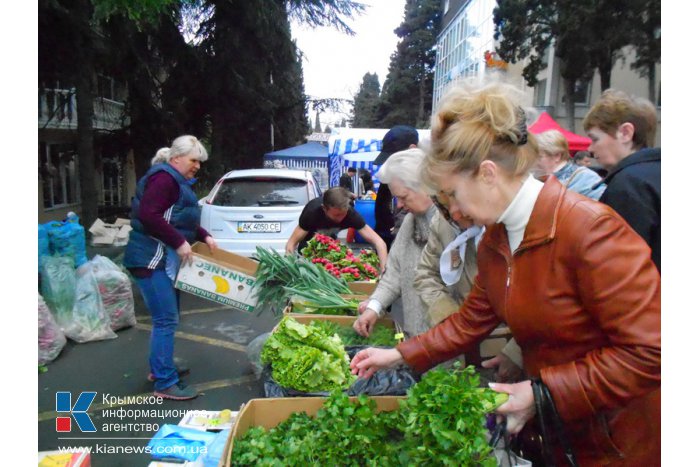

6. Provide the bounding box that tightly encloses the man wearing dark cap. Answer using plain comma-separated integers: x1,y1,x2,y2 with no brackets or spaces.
373,125,419,249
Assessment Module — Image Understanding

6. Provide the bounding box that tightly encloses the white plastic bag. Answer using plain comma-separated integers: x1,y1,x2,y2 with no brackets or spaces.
38,294,67,365
89,255,136,331
40,256,76,324
64,264,118,343
246,332,271,379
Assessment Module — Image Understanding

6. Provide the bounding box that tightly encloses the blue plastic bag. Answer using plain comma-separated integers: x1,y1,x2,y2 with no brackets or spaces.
45,213,88,268
201,429,231,467
39,224,51,269
147,424,217,462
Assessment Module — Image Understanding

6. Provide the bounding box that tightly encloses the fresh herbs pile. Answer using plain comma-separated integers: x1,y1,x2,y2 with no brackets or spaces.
253,246,351,315
231,364,509,466
301,234,380,282
261,317,356,392
311,319,398,347
231,391,402,466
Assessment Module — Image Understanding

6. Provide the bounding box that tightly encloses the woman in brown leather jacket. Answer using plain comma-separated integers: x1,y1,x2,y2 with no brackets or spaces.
350,81,660,466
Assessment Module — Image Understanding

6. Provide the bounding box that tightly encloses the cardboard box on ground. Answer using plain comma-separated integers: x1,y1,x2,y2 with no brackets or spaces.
222,396,405,466
174,242,259,312
88,218,132,246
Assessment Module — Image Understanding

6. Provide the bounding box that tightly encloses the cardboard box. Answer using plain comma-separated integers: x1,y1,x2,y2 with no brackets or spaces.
223,396,405,465
174,242,259,312
348,280,377,295
88,218,132,246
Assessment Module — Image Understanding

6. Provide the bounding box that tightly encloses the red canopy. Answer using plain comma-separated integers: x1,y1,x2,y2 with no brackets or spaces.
528,111,591,154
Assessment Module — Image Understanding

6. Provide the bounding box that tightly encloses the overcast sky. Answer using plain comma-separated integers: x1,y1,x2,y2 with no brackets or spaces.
290,0,407,128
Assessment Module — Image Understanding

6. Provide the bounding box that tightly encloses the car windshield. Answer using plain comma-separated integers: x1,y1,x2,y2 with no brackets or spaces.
211,176,308,207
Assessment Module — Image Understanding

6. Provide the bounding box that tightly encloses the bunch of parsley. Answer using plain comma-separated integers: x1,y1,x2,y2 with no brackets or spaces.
261,317,356,392
311,319,397,347
231,364,508,466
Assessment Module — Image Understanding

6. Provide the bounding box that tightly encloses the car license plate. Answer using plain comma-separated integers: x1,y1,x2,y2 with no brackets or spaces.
237,222,281,233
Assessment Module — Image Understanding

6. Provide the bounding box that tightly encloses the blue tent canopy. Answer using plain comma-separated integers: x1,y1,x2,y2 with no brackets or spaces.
264,142,327,163
263,142,329,189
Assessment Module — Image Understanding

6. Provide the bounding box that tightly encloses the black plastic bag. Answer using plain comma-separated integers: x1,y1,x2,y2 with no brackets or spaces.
263,346,418,397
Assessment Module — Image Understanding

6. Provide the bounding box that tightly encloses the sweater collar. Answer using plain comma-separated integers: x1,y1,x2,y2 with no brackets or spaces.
497,174,544,235
483,175,566,255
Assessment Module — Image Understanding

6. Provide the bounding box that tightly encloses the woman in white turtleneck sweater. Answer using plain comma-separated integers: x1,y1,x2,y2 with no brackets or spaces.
350,81,661,466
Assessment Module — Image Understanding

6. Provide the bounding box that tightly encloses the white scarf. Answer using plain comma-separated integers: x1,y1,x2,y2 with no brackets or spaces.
440,225,484,285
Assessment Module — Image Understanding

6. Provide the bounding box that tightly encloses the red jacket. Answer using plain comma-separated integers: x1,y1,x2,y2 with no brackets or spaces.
397,176,660,466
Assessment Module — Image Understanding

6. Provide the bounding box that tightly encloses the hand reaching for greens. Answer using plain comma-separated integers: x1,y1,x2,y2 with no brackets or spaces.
350,347,404,379
489,380,536,434
353,310,378,337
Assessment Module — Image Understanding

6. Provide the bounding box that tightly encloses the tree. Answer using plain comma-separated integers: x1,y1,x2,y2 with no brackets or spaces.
629,0,660,101
352,72,381,127
376,0,442,128
190,0,363,185
586,0,637,92
494,0,600,130
40,0,185,225
314,111,322,132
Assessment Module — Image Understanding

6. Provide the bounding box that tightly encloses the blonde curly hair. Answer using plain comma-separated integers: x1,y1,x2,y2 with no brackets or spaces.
422,79,538,191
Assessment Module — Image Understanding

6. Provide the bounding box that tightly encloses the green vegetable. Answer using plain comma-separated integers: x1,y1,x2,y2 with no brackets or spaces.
261,317,355,392
253,247,351,316
231,364,509,466
311,320,397,347
288,290,360,316
231,391,402,466
398,363,509,466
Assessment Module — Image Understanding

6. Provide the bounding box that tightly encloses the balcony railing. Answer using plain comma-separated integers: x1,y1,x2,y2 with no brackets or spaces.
39,88,129,131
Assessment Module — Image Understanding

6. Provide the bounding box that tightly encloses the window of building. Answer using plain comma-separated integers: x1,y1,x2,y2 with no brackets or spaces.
561,79,591,105
535,79,547,107
41,142,80,209
444,0,450,14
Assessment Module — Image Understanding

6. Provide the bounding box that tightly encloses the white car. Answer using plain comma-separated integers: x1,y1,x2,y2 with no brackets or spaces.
200,168,322,257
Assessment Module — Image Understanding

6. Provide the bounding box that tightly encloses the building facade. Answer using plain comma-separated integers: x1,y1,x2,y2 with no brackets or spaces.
434,0,661,145
38,77,136,224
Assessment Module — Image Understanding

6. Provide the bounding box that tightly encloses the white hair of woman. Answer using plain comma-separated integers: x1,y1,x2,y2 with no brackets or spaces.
151,135,209,166
376,147,426,192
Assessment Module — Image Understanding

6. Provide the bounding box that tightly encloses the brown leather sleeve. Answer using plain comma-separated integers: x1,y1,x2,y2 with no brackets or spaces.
540,212,661,422
396,274,501,373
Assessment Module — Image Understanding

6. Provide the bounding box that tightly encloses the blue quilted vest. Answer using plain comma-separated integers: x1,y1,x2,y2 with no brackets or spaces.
124,163,200,270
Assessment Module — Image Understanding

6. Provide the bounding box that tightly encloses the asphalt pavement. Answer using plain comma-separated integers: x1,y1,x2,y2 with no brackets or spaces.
38,245,280,466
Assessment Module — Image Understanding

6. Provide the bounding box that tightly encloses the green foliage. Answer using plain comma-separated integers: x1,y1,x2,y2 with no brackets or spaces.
231,364,508,466
92,0,178,24
311,319,398,346
289,293,360,316
261,317,356,392
376,0,442,128
231,391,402,466
352,72,381,127
253,246,351,315
399,364,508,466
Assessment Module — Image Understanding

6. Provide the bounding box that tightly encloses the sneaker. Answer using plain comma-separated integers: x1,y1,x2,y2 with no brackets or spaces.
154,381,198,401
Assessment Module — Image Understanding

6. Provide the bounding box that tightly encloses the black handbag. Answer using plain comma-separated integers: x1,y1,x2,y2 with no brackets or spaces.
531,378,578,467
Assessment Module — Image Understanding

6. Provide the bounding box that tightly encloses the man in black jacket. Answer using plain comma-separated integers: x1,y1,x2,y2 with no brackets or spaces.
584,89,660,271
373,125,419,250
